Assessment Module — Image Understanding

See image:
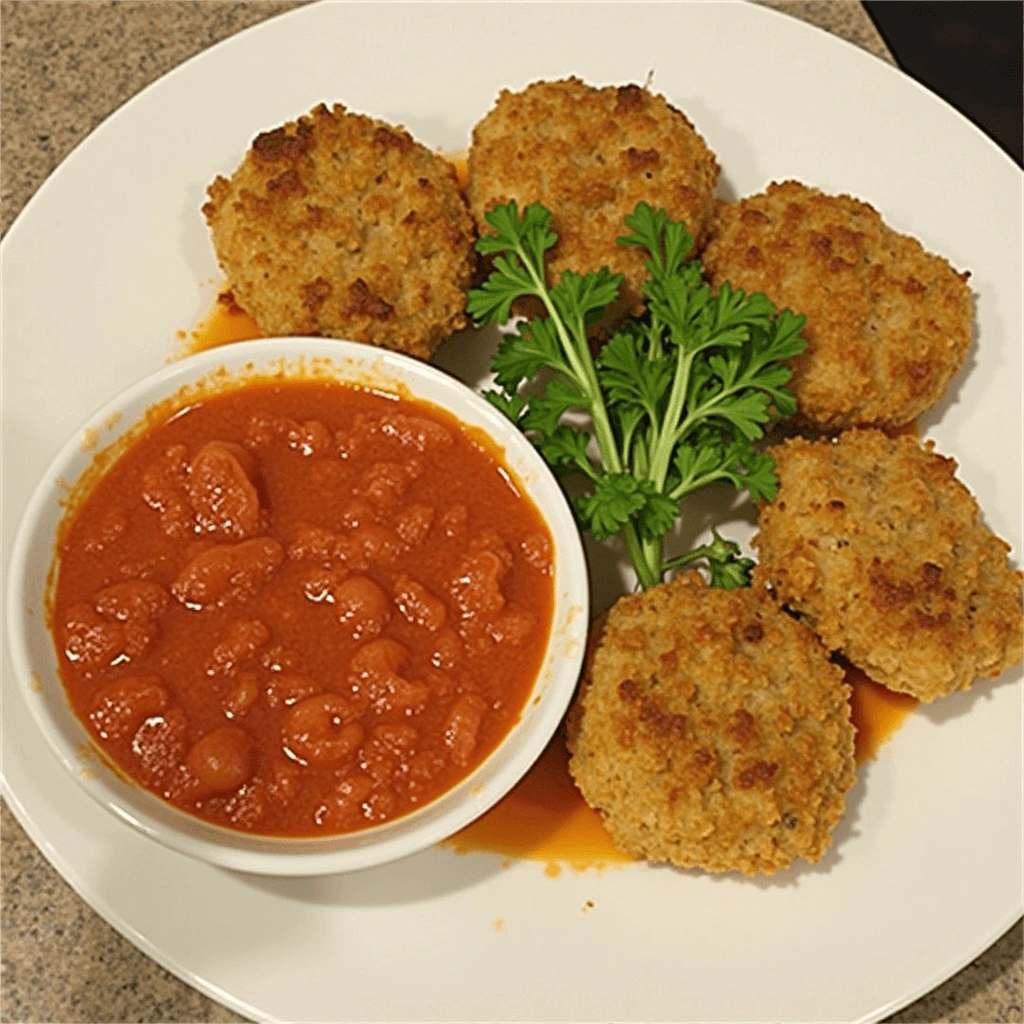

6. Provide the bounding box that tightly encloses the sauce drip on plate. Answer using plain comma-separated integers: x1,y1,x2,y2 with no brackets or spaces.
181,291,262,355
440,731,631,871
848,667,918,763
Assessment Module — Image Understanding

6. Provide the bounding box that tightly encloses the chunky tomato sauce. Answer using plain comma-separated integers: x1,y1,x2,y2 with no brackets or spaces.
51,380,554,836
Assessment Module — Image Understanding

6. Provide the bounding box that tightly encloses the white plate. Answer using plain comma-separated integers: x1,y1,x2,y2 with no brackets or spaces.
2,2,1021,1022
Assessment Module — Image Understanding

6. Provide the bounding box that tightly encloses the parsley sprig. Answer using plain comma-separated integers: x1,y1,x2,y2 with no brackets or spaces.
467,200,806,591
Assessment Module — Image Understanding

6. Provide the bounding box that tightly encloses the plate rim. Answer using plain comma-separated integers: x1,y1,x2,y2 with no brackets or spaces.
1,2,1021,1022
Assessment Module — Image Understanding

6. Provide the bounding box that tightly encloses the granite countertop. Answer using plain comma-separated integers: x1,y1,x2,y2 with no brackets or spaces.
1,2,1021,1022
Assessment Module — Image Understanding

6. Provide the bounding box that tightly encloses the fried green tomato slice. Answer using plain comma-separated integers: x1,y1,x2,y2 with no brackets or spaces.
567,573,855,876
702,181,972,431
753,429,1023,702
204,103,476,361
468,77,719,331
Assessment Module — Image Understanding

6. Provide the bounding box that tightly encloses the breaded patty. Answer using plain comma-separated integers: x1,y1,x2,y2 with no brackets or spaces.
567,573,855,876
203,103,476,360
468,78,719,327
753,430,1023,702
702,181,972,431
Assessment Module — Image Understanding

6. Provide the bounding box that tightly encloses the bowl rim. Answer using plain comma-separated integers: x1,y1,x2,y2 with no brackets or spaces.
5,336,589,875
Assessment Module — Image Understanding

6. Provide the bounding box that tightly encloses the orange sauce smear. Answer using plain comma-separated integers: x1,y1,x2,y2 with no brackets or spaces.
887,419,920,439
444,667,917,871
180,292,262,355
847,667,919,762
450,153,469,191
441,734,631,874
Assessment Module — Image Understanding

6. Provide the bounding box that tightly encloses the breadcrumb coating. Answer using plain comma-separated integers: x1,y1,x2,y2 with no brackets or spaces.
567,573,855,876
753,430,1023,701
468,78,719,329
702,181,973,431
203,103,477,360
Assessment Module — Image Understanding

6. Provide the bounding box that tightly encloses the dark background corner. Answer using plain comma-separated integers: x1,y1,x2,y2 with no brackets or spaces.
863,1,1023,167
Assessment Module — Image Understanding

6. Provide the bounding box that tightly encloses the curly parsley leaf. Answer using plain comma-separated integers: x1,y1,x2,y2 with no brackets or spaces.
551,267,625,331
490,318,566,392
521,377,589,436
467,199,806,591
597,328,673,416
705,539,757,590
535,425,595,479
475,200,558,263
465,254,534,326
574,474,676,543
484,389,527,427
663,529,757,590
618,201,693,281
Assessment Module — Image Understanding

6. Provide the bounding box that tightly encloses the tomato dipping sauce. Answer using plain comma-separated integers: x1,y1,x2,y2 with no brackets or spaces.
50,379,555,837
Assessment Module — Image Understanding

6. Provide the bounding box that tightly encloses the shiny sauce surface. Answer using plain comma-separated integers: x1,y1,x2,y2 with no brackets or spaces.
52,380,554,836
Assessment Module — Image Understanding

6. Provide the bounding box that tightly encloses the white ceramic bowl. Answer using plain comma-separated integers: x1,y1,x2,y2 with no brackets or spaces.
6,337,589,876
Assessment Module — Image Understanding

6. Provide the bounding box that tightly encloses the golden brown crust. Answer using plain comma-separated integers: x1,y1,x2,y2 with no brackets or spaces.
702,181,973,430
753,430,1024,701
467,78,719,328
203,103,477,360
567,574,855,876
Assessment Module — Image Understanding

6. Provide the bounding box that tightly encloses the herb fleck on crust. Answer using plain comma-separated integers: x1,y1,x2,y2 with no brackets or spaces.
468,78,719,329
567,573,855,876
753,429,1024,701
203,103,477,360
702,181,973,431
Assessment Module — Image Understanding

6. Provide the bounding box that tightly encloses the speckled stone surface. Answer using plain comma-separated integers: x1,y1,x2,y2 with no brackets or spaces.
1,2,1021,1022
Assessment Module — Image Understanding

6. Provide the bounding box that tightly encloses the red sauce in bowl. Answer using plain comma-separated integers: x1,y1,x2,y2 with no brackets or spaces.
50,379,555,837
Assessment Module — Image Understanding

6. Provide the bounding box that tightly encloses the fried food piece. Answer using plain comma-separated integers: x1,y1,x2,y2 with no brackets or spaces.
567,573,855,876
468,78,719,328
203,103,476,360
753,430,1023,701
702,181,972,431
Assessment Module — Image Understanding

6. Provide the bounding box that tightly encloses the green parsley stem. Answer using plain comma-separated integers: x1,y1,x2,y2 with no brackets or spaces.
675,382,742,445
669,470,724,503
660,543,718,574
636,344,694,578
649,346,694,490
511,239,660,590
514,243,623,474
648,313,665,360
624,525,659,590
